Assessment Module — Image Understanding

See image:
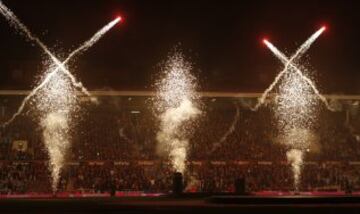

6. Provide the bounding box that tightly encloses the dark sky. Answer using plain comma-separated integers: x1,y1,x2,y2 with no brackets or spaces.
0,0,359,93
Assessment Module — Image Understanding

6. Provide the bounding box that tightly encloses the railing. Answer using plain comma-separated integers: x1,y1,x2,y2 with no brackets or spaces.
1,90,360,100
1,160,360,165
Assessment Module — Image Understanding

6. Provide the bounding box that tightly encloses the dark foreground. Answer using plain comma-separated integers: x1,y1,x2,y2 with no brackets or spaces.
1,194,360,214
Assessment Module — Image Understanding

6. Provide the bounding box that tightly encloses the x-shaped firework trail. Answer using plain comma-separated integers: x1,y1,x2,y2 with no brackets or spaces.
252,26,335,112
0,1,121,127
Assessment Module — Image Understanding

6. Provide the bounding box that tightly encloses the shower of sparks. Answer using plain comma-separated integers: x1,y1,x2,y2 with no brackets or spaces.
276,68,319,190
155,51,201,174
252,26,328,111
276,70,319,132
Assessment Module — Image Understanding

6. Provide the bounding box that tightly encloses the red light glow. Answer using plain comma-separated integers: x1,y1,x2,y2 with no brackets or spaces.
262,38,269,44
116,15,123,23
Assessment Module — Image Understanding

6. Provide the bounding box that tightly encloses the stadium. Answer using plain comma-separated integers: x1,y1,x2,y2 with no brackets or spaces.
1,0,360,213
1,91,360,212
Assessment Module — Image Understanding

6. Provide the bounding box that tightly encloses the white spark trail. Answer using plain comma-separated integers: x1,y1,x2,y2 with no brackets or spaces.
252,27,326,111
0,1,88,94
211,102,240,152
263,40,334,111
0,8,120,127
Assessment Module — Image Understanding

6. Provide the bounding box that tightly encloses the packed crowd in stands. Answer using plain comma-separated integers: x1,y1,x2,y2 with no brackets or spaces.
0,96,360,194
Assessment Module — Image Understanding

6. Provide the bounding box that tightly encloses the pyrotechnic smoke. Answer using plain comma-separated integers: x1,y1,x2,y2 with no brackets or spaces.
41,112,71,191
286,149,303,189
155,51,201,174
0,2,120,127
276,128,319,150
157,99,200,173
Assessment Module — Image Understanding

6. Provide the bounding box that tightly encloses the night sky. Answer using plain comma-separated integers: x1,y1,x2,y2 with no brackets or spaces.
0,0,359,94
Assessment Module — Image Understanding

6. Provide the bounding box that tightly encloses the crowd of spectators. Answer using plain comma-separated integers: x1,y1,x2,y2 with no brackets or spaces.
0,96,360,194
1,161,359,194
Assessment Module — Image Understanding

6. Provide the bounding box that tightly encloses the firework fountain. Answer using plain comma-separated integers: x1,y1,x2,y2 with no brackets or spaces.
276,70,319,190
261,27,326,190
154,51,201,174
35,67,77,191
0,1,121,191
